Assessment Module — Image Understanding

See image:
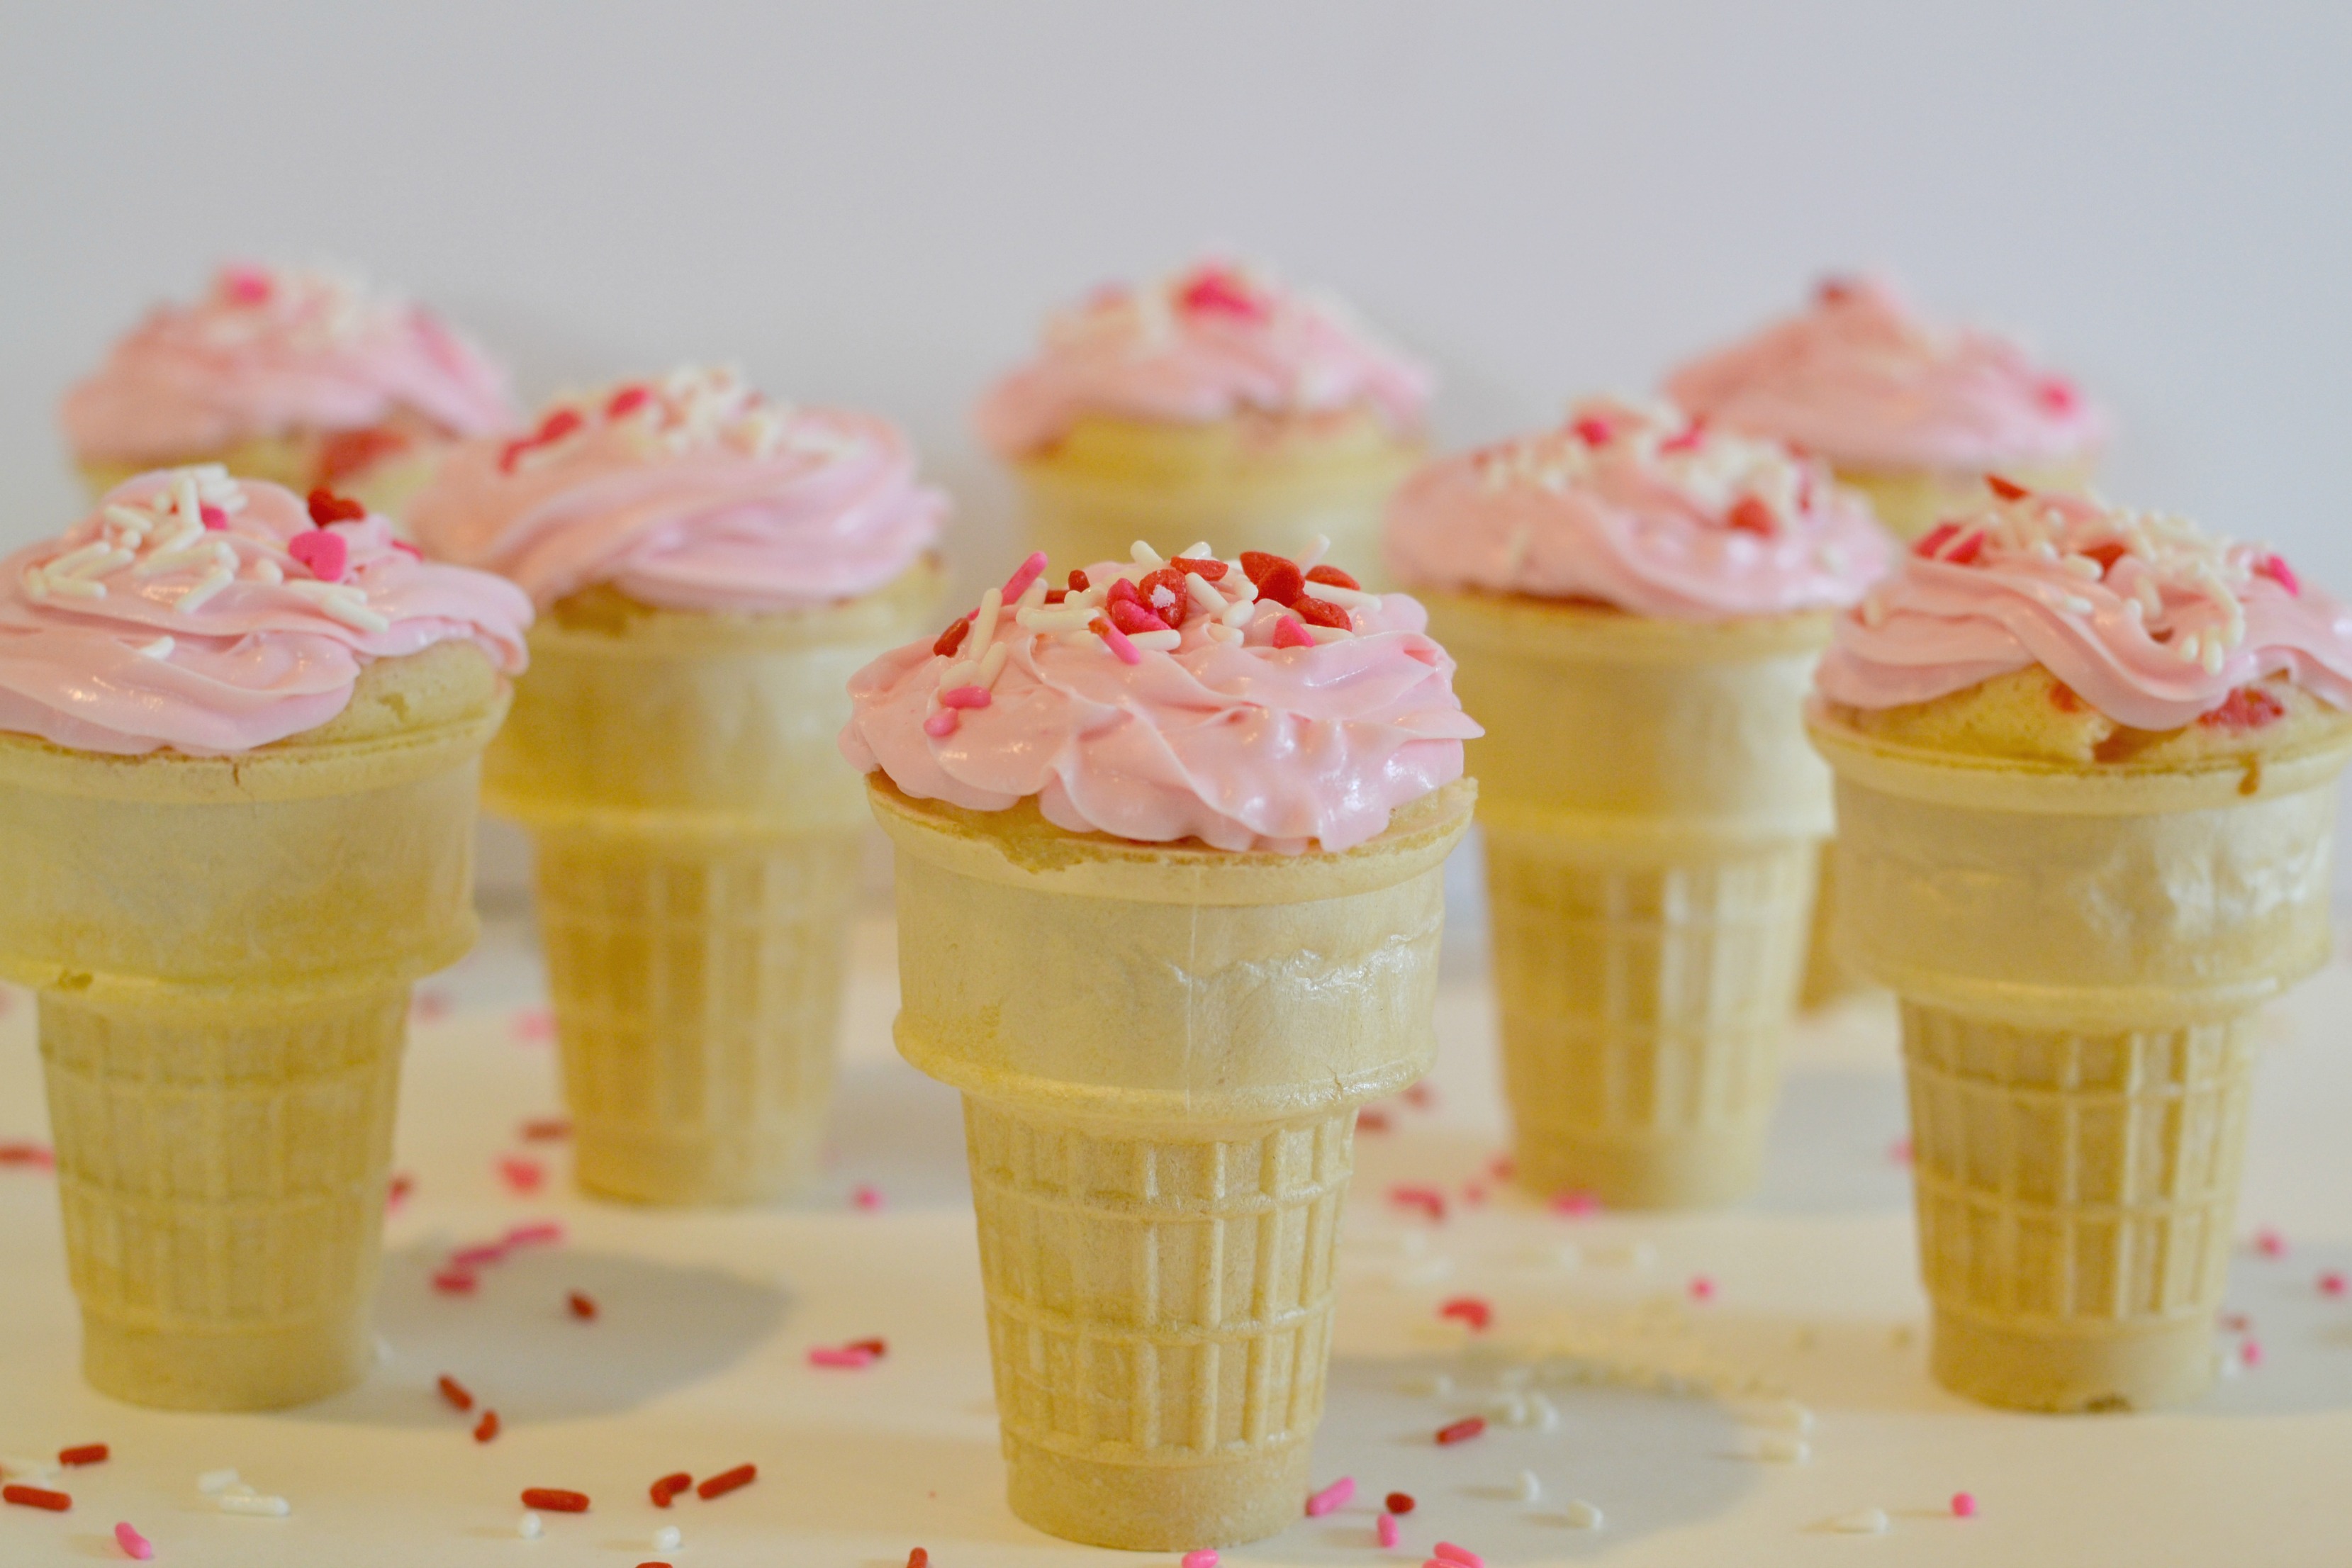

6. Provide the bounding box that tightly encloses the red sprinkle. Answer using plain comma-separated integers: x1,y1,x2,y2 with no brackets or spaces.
907,1552,930,1568
606,385,654,418
1172,555,1228,582
306,488,367,526
1438,1297,1493,1332
520,1488,588,1513
1726,495,1777,536
1357,1109,1391,1133
1067,569,1090,592
2083,542,2129,575
1550,1189,1601,1216
568,1291,598,1321
0,1141,55,1169
1942,531,1987,566
932,618,970,658
1387,1491,1416,1514
1817,276,1857,304
432,1268,478,1294
199,503,229,530
57,1445,107,1467
288,530,349,583
1435,1416,1486,1446
650,1472,693,1508
2242,1339,2266,1368
1389,1185,1447,1221
2256,1228,2290,1258
1659,416,1708,454
1912,522,1962,559
1239,551,1305,607
1984,474,2032,502
1294,595,1350,630
386,1172,415,1208
696,1463,756,1500
498,1156,546,1194
1109,598,1172,636
1176,266,1267,320
521,1118,573,1141
1689,1275,1718,1302
2037,376,2080,414
1572,415,1614,446
3,1485,69,1512
847,1337,888,1357
1304,564,1360,590
474,1409,500,1443
535,408,585,446
438,1374,475,1411
1135,566,1192,625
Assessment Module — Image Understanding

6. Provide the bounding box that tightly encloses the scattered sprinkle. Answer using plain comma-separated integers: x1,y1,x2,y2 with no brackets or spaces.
1378,1512,1402,1547
520,1489,588,1513
59,1445,108,1467
1549,1190,1601,1217
852,1185,886,1211
498,1156,545,1194
1386,1491,1416,1515
2255,1228,2288,1258
218,1494,289,1518
4,1485,69,1511
2322,1271,2346,1297
1757,1434,1810,1465
1438,1297,1493,1332
474,1410,500,1443
432,1268,479,1296
113,1521,154,1559
1563,1500,1603,1529
651,1524,682,1550
809,1345,879,1369
1689,1275,1717,1302
1435,1416,1486,1446
1433,1543,1485,1568
1508,1470,1541,1503
506,1221,565,1248
2241,1339,2265,1369
438,1375,475,1411
697,1464,756,1500
517,1512,542,1539
907,1551,929,1568
1182,1552,1219,1568
569,1291,598,1321
196,1469,240,1496
1951,1491,1978,1518
520,1118,572,1141
1306,1476,1355,1516
1830,1508,1889,1535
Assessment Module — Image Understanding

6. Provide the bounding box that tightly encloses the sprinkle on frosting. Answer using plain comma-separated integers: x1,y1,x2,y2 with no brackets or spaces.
1383,396,1889,620
1816,479,2352,730
840,538,1479,853
975,257,1433,458
62,264,514,466
1664,276,2104,475
0,469,532,756
409,366,945,614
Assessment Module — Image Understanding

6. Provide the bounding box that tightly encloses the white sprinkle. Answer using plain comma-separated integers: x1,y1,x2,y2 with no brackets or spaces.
516,1511,543,1538
136,637,174,660
1509,1469,1542,1503
1185,572,1226,614
2061,554,2103,579
57,547,135,582
1129,540,1163,566
137,543,220,577
21,566,49,601
1830,1508,1889,1535
47,576,106,599
1757,1434,1811,1464
2124,598,2144,622
2201,638,2226,674
245,556,283,584
651,1525,682,1550
977,640,1009,690
1491,1393,1532,1426
104,505,155,533
2061,595,2095,615
1017,573,1048,610
318,594,391,633
222,1484,254,1500
219,1493,291,1517
1563,1499,1603,1530
1400,1371,1454,1398
1303,578,1378,608
196,1467,241,1495
1,1457,56,1482
2177,632,2202,663
1016,606,1094,634
1179,539,1211,559
970,586,1004,655
1205,621,1243,644
46,539,115,576
1297,532,1332,570
1304,624,1353,643
176,567,233,614
176,476,203,533
1220,594,1259,627
1528,1392,1561,1432
1126,629,1182,652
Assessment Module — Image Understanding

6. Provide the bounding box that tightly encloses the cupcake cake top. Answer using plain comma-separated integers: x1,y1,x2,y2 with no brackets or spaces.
975,257,1433,459
408,366,947,615
841,539,1479,853
1383,396,1889,621
0,469,532,756
62,264,515,466
1816,479,2352,734
1664,277,2103,475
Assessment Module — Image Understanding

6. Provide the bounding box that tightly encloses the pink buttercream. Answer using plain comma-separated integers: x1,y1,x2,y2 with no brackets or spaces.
62,264,514,464
408,367,946,614
1384,397,1890,621
1665,277,2104,475
0,469,532,756
841,544,1479,853
1816,485,2352,729
975,257,1432,458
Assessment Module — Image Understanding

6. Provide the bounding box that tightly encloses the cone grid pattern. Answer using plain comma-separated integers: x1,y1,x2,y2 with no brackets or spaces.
1903,1002,2254,1329
965,1099,1355,1468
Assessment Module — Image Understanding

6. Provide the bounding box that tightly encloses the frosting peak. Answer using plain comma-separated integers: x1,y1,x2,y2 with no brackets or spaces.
1816,481,2352,729
840,539,1479,853
62,264,515,465
1384,396,1889,621
0,469,532,756
408,366,946,614
975,257,1433,458
1664,276,2104,474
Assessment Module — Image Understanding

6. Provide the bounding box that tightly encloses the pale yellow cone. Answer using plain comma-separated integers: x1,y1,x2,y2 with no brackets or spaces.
78,422,461,525
1814,714,2352,1410
0,646,507,1409
1428,592,1832,1208
871,775,1472,1550
1006,410,1421,583
488,569,937,1206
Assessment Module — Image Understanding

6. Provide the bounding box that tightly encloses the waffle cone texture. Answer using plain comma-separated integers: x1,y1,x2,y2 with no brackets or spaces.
872,775,1472,1550
1813,713,2352,1410
487,569,936,1205
0,657,506,1409
1428,593,1832,1207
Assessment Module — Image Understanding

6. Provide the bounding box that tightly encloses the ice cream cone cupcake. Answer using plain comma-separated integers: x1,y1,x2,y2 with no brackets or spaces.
841,539,1477,1550
976,257,1430,584
1387,397,1888,1208
410,366,945,1206
1667,276,2106,1009
0,470,531,1410
1810,481,2352,1411
62,264,515,519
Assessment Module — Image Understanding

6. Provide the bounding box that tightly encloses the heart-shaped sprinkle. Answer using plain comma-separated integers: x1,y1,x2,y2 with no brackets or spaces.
289,530,349,583
306,488,366,526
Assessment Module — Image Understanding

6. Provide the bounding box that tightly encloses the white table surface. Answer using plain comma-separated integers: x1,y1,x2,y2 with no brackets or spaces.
3,906,2349,1567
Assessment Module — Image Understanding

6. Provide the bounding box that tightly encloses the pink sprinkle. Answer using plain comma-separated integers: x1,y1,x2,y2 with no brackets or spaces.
0,1142,56,1171
198,504,229,530
386,1172,414,1210
1000,550,1051,601
2258,554,2302,596
1689,1275,1718,1302
808,1346,878,1370
2320,1271,2346,1298
432,1268,478,1294
1889,1136,1914,1165
498,1157,545,1194
2219,1311,2253,1332
2256,1228,2288,1258
1550,1190,1601,1217
1951,1491,1977,1518
1434,1544,1485,1568
1181,1552,1219,1568
1389,1185,1447,1221
1401,1081,1435,1109
451,1242,509,1268
1461,1185,1488,1206
510,1007,555,1043
388,539,422,559
113,1521,154,1560
938,685,992,710
287,530,348,583
1306,1476,1355,1517
220,266,273,304
1272,615,1314,650
410,990,452,1022
2242,1339,2265,1369
851,1185,886,1211
1488,1153,1515,1180
506,1221,565,1248
1098,619,1142,665
922,710,961,737
1378,1512,1401,1549
1572,416,1613,446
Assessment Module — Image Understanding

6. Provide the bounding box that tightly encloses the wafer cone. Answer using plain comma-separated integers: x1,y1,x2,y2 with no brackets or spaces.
0,668,505,1409
1426,593,1833,1208
871,775,1472,1550
1008,410,1419,585
1813,715,2352,1410
488,569,936,1205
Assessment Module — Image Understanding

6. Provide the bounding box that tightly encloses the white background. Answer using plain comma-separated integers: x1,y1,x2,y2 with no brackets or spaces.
4,1,2348,593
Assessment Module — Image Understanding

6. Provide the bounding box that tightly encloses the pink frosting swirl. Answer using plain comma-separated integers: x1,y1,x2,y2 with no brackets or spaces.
0,469,532,756
408,367,947,614
1384,397,1889,621
61,264,515,464
1664,277,2104,474
1816,483,2352,729
975,257,1433,458
841,543,1479,853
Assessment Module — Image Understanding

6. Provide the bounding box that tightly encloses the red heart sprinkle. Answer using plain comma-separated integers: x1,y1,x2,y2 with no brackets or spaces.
1175,267,1267,320
605,386,653,418
1136,566,1192,625
933,619,970,658
1105,576,1143,607
1943,531,1987,566
1726,496,1777,536
1239,551,1304,606
1170,555,1227,582
1572,416,1614,446
535,408,584,445
1294,594,1350,629
306,488,366,526
1985,474,2031,501
1270,615,1314,649
288,530,349,583
1913,522,1962,559
1304,564,1360,590
1067,569,1090,592
1109,598,1171,636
